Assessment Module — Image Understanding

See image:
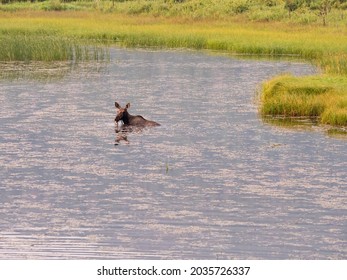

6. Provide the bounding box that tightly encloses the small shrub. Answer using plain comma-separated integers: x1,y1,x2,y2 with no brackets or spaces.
43,0,67,11
265,0,280,7
233,3,249,14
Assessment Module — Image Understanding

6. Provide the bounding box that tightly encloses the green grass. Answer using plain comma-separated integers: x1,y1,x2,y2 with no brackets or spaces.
1,34,75,61
1,11,346,72
0,31,108,62
2,0,347,27
261,75,347,126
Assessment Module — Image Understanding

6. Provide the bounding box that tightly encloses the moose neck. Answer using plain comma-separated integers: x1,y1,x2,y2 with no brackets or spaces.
122,111,133,125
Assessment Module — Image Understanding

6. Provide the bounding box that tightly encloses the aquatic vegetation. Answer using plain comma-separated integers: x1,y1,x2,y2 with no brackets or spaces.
261,75,347,125
0,33,108,62
316,53,347,75
1,34,73,61
0,34,108,63
0,19,109,62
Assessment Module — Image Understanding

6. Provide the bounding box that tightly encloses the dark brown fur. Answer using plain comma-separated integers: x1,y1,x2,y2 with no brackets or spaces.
115,102,160,127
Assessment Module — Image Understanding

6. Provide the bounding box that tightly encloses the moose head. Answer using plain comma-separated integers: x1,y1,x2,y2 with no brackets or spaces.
115,102,131,123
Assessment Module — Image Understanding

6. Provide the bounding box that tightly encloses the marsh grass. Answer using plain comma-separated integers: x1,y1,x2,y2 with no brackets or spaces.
1,12,346,66
261,75,347,126
1,35,73,61
316,53,347,75
0,30,108,62
3,11,346,71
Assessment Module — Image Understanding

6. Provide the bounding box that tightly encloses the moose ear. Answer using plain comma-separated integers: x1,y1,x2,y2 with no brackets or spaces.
126,103,130,109
115,102,121,109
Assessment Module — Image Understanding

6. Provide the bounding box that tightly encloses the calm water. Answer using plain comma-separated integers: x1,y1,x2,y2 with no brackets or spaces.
0,49,346,259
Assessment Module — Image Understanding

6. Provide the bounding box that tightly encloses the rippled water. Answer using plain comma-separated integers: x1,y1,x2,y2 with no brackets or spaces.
0,48,346,259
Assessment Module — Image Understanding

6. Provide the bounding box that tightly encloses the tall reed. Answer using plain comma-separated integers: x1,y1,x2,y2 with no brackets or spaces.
0,33,108,62
1,35,71,61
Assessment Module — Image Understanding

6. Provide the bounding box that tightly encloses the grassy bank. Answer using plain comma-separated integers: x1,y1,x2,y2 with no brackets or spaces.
1,11,347,71
0,3,347,125
261,75,347,126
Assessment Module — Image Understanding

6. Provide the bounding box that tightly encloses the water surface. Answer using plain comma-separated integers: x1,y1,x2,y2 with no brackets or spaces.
0,48,346,259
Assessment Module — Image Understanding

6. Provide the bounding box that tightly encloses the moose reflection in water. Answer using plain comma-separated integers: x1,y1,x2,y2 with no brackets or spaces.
114,101,160,145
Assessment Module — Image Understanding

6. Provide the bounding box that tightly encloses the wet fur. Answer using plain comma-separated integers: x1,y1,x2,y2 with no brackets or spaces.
115,102,160,127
